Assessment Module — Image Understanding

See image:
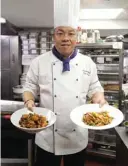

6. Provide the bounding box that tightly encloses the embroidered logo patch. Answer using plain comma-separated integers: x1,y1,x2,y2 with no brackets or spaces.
83,70,91,76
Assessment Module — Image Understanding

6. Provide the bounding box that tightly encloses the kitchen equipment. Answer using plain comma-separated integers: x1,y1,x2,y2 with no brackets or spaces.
20,74,27,85
76,42,124,158
105,35,124,42
13,85,23,94
11,107,56,134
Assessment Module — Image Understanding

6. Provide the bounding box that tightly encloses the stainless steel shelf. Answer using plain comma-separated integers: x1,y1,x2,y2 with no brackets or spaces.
90,132,116,137
86,149,116,159
98,72,119,75
76,42,122,49
1,158,28,163
101,81,119,84
107,99,118,102
89,139,116,147
90,54,119,58
97,64,119,66
104,90,119,94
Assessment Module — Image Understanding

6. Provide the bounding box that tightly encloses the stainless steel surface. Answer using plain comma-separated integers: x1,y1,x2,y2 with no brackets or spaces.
97,64,119,66
104,90,119,94
86,149,116,159
1,159,28,164
90,54,119,58
115,127,128,149
28,139,33,166
119,49,124,110
0,100,24,113
98,72,119,75
76,42,122,49
101,81,119,84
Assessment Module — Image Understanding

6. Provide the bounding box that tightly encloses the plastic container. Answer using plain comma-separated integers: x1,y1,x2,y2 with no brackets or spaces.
29,32,39,38
29,49,39,55
29,43,38,49
22,40,28,45
22,50,29,55
40,37,47,42
40,49,47,54
40,43,47,48
29,38,38,44
22,45,29,50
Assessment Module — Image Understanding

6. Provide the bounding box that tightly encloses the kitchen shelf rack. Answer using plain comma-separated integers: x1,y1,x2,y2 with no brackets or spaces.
76,42,124,159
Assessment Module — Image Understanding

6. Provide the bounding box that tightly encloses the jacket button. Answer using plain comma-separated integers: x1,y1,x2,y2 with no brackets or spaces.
54,95,57,97
76,79,78,81
76,96,78,98
55,129,57,132
53,63,55,65
76,63,78,66
54,78,56,80
55,113,57,115
73,129,76,131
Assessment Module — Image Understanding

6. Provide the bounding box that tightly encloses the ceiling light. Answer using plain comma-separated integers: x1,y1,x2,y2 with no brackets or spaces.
0,17,6,23
79,9,124,20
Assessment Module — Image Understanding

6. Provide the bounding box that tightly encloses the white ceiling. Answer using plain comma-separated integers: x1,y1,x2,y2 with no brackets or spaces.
1,0,128,28
1,0,54,27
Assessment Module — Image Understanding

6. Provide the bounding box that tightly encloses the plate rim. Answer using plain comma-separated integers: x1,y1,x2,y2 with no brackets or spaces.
70,104,124,130
10,107,56,131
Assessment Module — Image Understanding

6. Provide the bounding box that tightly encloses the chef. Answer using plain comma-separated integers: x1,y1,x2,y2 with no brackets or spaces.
23,0,106,166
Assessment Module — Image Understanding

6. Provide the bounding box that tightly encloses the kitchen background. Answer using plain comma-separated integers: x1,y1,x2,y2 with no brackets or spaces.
1,0,128,166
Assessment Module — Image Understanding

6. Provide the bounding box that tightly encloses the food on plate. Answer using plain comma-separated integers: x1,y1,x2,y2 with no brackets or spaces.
19,113,48,128
83,111,113,126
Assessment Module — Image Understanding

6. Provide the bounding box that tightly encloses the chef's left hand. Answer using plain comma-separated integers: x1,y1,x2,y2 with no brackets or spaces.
91,92,108,107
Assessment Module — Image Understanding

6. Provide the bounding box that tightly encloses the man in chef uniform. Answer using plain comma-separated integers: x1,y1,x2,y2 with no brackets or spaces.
23,0,106,165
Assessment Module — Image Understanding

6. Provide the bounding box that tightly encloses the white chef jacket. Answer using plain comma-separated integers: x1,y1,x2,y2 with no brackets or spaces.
23,51,104,155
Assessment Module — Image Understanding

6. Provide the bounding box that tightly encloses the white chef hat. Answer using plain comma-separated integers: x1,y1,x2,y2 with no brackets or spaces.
54,0,80,29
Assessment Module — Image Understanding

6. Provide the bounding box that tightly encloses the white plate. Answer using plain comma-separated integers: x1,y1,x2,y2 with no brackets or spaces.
70,104,124,130
11,107,56,133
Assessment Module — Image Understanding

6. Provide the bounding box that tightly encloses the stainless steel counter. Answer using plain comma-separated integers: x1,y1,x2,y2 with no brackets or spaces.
116,127,128,166
0,100,24,113
115,127,128,149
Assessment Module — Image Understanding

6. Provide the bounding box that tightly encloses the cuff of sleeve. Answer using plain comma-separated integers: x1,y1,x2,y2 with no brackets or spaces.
88,87,104,99
23,88,37,98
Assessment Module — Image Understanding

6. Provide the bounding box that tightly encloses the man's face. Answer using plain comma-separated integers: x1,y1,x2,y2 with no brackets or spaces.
53,26,77,57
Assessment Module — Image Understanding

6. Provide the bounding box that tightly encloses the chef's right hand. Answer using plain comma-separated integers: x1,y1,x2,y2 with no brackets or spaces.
25,100,35,111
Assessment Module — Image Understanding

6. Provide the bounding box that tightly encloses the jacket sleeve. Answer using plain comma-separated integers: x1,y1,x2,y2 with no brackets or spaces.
23,58,39,98
87,61,104,98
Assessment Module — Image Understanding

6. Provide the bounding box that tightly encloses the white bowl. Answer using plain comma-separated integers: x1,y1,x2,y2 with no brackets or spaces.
10,107,56,134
